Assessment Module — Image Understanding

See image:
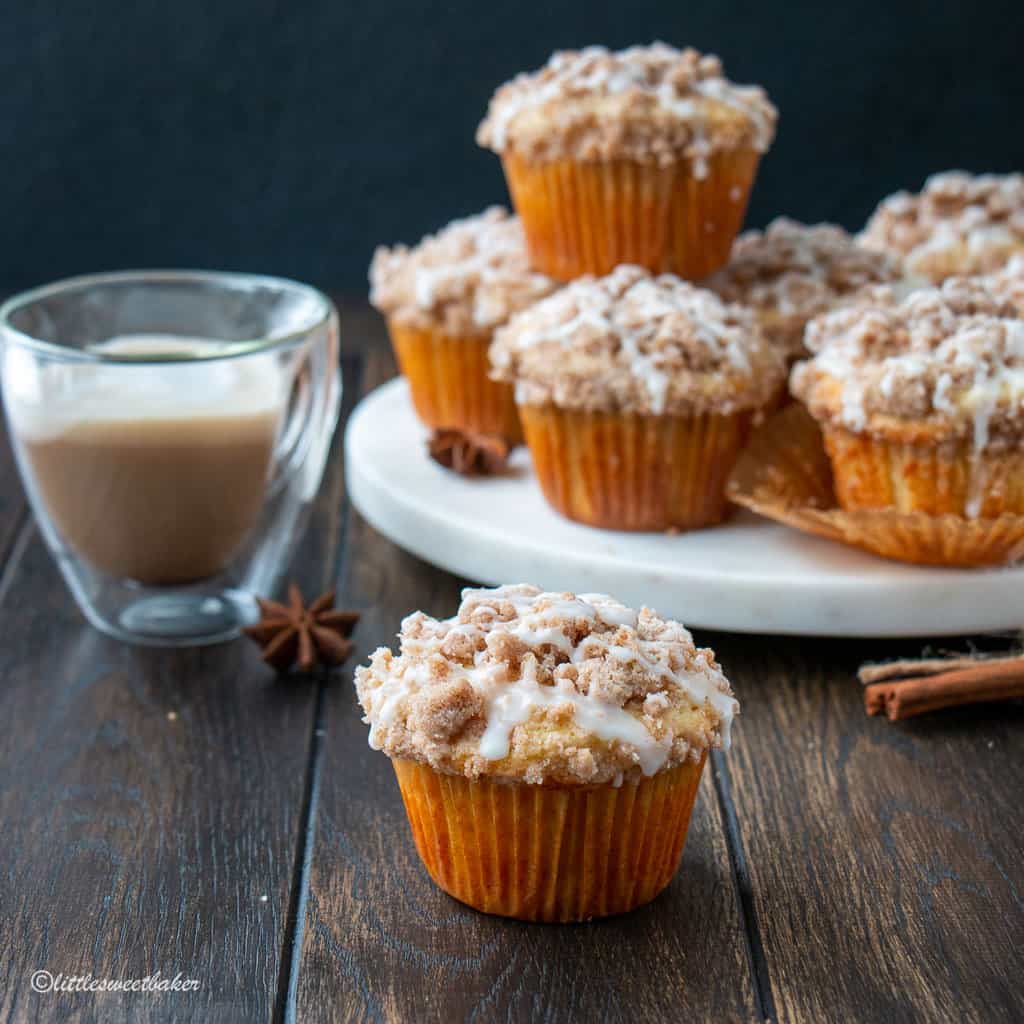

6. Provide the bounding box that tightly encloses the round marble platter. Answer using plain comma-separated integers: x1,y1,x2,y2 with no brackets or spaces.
345,378,1024,637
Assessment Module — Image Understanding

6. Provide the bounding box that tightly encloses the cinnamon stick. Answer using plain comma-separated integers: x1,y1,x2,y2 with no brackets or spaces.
857,654,1021,685
863,657,1024,721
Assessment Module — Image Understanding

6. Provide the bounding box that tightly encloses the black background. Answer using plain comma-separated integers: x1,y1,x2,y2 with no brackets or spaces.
3,0,1020,293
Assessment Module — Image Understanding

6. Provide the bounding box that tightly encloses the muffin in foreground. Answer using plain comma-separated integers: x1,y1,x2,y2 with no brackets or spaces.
477,43,777,281
858,171,1024,283
705,217,906,364
491,265,787,530
369,207,558,440
790,276,1024,518
355,584,738,922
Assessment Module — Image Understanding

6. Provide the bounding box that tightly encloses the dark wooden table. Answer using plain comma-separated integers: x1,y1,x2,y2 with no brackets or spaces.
1,300,1021,1024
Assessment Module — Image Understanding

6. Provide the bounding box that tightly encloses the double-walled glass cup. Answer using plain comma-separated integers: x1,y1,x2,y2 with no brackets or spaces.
1,270,340,646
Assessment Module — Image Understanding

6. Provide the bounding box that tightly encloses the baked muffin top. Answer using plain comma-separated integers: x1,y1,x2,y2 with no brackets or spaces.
369,207,559,335
490,264,786,415
355,584,738,786
791,276,1024,450
858,171,1024,283
705,218,906,360
477,43,777,171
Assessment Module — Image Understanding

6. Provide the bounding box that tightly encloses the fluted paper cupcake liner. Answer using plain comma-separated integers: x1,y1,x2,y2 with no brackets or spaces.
388,321,523,441
520,404,753,531
821,425,1024,517
392,755,705,922
727,404,1024,567
501,150,760,281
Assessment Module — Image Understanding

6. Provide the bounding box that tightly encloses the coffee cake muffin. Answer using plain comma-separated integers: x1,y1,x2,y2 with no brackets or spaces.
356,584,738,922
706,218,906,363
491,265,786,530
790,275,1024,518
859,171,1024,283
369,207,558,440
477,43,777,281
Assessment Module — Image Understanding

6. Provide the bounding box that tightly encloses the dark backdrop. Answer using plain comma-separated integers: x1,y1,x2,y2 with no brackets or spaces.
3,0,1020,293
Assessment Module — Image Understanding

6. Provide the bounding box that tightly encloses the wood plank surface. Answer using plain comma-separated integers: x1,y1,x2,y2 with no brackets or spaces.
295,341,759,1023
708,630,1024,1024
0,355,361,1024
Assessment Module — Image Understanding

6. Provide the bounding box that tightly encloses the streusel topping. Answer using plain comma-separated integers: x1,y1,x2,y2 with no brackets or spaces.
490,265,786,415
705,218,905,359
369,207,559,335
858,171,1024,282
982,255,1024,315
791,277,1024,452
355,585,737,786
477,43,777,172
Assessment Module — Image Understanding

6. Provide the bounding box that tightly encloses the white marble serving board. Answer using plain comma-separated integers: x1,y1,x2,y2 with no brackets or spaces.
345,378,1024,637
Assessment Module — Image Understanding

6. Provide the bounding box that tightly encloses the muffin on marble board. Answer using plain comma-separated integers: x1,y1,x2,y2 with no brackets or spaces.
858,171,1024,283
705,217,906,365
490,264,787,531
790,274,1024,519
355,584,738,922
369,207,559,441
477,43,777,281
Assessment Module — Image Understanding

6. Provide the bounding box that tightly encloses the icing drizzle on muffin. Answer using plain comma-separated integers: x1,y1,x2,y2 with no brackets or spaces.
706,217,905,359
490,264,785,415
858,171,1024,283
355,584,738,786
791,276,1024,476
477,43,777,171
369,207,559,334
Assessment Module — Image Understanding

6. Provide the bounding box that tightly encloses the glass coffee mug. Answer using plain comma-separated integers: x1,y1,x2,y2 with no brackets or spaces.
1,270,340,645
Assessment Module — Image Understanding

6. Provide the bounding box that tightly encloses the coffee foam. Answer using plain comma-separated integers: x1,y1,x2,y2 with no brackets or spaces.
6,334,286,442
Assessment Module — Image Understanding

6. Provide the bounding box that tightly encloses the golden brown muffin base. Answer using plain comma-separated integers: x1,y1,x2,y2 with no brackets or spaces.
392,754,705,922
501,149,760,281
727,404,1024,567
388,321,523,441
521,404,753,531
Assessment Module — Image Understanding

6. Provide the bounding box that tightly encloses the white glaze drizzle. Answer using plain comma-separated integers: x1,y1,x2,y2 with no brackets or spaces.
494,266,757,415
482,43,776,158
362,585,737,777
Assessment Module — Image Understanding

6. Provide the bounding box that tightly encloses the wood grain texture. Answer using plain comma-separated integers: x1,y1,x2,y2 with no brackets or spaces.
706,630,1024,1024
0,356,362,1024
295,339,758,1023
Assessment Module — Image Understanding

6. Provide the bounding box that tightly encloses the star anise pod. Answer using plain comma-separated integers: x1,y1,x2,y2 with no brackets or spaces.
427,428,513,476
243,584,360,673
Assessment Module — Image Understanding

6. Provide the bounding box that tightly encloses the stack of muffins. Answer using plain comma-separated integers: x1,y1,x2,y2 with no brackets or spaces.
370,42,1024,560
372,42,788,531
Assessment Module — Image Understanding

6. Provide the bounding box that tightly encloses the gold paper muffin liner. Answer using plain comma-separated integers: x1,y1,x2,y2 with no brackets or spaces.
520,404,753,531
501,149,760,281
821,425,1024,518
392,754,706,922
727,404,1024,566
388,321,523,441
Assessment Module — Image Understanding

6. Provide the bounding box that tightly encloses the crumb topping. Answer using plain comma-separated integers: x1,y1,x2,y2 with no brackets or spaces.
791,276,1024,459
982,254,1024,316
477,43,777,172
858,171,1024,283
369,207,559,335
490,265,786,415
705,218,905,360
355,584,738,786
